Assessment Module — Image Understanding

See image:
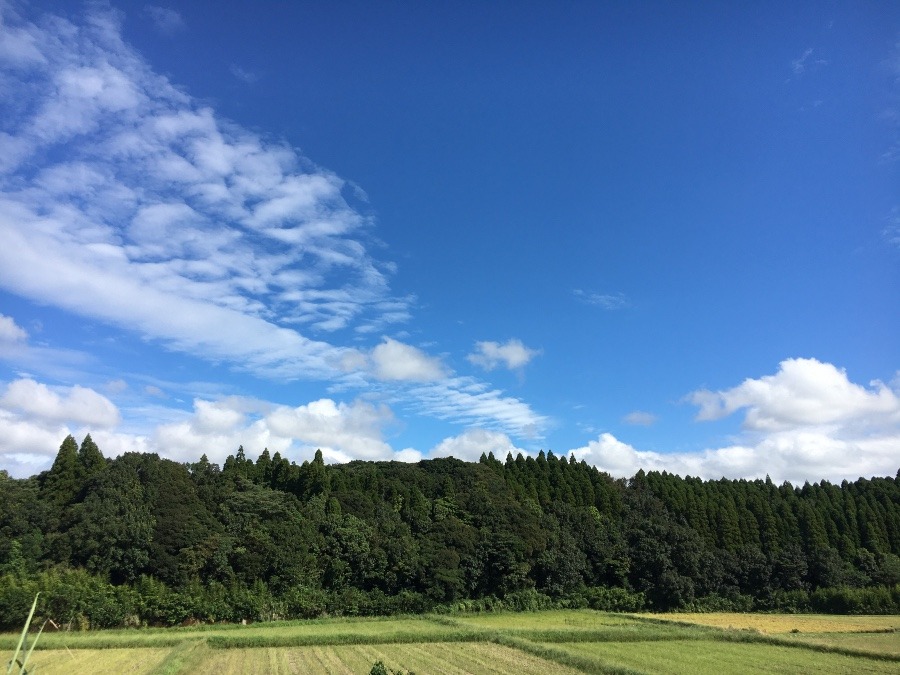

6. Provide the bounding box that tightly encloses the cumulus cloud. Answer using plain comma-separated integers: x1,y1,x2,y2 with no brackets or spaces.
467,339,540,371
0,373,417,476
370,338,447,382
430,428,524,462
0,378,120,428
689,358,900,431
623,410,657,426
573,289,629,310
573,430,900,486
149,395,415,466
574,359,900,484
0,378,125,476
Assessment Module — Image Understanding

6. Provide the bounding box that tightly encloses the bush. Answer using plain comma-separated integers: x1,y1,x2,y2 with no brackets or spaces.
582,586,646,612
686,593,754,613
809,585,900,614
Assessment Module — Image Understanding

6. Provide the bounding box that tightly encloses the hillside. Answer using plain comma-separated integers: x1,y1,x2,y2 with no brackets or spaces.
1,434,899,628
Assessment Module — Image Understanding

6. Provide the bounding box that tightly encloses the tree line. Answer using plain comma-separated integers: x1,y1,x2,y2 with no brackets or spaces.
0,434,899,628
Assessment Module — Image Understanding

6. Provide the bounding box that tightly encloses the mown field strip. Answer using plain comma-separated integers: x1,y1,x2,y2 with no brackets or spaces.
0,615,470,651
639,612,900,634
779,631,900,656
183,641,583,675
546,639,900,675
441,609,645,631
22,647,171,675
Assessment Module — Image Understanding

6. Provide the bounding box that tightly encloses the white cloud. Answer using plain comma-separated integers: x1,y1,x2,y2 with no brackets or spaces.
430,428,524,462
885,207,900,248
370,337,447,382
105,379,129,394
0,378,120,428
152,395,413,466
467,339,540,371
0,411,72,476
0,5,550,443
791,48,814,76
144,385,166,398
0,5,409,382
142,5,186,35
230,65,258,83
0,370,421,476
573,289,629,310
790,47,828,78
408,377,549,439
574,359,900,484
0,313,27,344
573,429,900,486
689,358,900,431
0,377,125,476
623,410,657,426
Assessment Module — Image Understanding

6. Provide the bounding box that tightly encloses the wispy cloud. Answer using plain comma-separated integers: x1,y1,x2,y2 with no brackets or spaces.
791,47,814,76
622,410,657,426
142,5,186,36
408,376,549,439
885,208,900,248
790,47,827,78
230,64,258,83
0,5,407,381
573,289,629,310
467,339,541,371
0,6,549,443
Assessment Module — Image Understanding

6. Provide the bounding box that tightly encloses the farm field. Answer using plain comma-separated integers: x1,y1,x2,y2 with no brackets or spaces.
7,610,900,674
643,612,900,634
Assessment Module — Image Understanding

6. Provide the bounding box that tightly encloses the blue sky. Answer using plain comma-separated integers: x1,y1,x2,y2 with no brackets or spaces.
0,1,898,483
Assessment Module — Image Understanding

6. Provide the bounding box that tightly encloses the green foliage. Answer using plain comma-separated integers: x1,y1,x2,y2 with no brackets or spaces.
3,435,900,626
369,660,415,675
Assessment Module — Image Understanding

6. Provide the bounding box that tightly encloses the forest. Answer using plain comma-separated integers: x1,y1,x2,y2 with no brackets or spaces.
1,434,899,629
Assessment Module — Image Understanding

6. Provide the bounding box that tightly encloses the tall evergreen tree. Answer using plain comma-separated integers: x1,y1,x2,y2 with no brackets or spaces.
78,433,106,481
42,434,80,507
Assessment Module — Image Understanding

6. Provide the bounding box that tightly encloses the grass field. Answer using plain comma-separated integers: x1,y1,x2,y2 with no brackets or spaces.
642,612,900,634
6,610,900,674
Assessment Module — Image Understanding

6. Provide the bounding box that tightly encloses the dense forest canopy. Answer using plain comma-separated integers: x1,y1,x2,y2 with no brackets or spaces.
1,434,899,628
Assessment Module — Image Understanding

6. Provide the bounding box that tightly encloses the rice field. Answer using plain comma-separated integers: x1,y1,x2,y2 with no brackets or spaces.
6,610,900,674
780,631,900,656
22,647,172,674
546,638,900,674
190,642,583,675
641,612,900,634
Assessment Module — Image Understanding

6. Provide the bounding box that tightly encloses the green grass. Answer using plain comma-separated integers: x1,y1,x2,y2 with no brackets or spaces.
189,642,584,675
23,647,172,675
778,630,900,656
6,610,900,673
444,609,644,631
545,638,900,674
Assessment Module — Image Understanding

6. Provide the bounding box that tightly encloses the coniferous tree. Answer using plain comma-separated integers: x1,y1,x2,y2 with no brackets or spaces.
42,434,80,507
78,433,106,482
